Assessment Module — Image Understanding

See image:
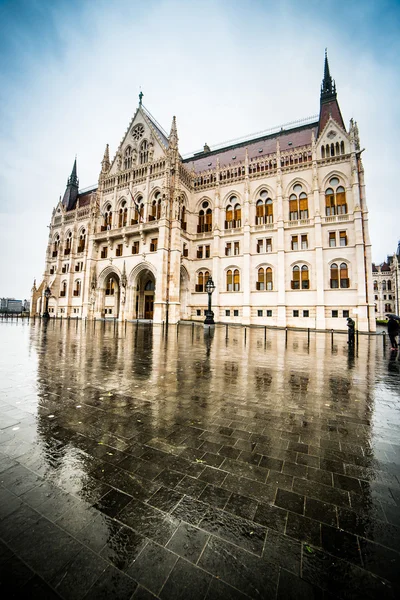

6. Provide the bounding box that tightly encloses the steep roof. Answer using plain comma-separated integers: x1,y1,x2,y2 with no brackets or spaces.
183,121,318,174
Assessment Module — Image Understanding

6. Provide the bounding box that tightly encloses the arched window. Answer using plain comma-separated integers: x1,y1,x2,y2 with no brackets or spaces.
53,234,60,257
321,146,325,159
196,270,210,292
181,205,187,230
256,267,273,291
373,280,378,291
340,263,349,288
77,229,86,253
124,146,132,170
139,140,148,164
340,141,345,154
131,195,143,225
64,231,72,255
330,262,350,288
149,192,162,221
289,184,308,221
227,269,240,291
291,265,309,289
382,280,387,291
255,191,273,225
106,278,115,296
73,280,81,297
102,204,112,231
145,280,155,291
118,200,128,227
388,280,392,291
198,201,212,233
60,280,67,297
225,195,241,229
325,177,347,216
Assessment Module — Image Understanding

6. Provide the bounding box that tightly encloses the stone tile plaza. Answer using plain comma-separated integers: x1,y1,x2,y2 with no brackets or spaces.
0,320,400,599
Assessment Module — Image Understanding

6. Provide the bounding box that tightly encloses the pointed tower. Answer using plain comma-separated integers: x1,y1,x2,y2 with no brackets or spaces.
317,50,346,137
101,144,110,174
62,158,79,211
168,116,178,151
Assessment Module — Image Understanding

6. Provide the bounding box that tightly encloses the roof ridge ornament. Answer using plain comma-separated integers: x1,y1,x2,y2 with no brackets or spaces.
139,90,143,106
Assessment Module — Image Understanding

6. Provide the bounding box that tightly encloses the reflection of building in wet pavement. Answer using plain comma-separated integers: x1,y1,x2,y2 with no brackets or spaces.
0,321,399,599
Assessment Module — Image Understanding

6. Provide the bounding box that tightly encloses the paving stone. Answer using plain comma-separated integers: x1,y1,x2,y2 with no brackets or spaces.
160,557,211,600
167,522,209,563
127,540,178,595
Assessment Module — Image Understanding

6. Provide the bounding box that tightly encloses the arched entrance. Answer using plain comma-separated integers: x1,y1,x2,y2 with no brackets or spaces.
104,273,121,318
135,269,156,320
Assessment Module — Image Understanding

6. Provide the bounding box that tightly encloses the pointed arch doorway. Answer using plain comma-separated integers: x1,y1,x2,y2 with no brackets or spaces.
135,270,156,320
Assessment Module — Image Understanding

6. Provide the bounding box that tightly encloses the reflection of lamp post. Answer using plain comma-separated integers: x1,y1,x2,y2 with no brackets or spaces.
204,277,215,325
43,286,51,318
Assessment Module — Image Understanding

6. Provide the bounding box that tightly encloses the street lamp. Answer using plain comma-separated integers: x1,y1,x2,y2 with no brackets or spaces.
42,286,51,319
204,277,215,326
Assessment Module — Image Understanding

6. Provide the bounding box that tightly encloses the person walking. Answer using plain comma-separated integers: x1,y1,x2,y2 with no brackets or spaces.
387,316,399,350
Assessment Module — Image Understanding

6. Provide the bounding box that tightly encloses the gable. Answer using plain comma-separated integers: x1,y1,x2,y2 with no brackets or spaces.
109,106,169,175
316,117,350,157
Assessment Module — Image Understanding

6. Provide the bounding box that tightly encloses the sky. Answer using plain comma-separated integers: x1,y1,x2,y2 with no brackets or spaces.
0,0,399,299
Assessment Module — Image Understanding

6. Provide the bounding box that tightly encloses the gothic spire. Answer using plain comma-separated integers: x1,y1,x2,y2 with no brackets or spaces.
62,158,79,211
168,116,178,150
320,48,336,102
317,50,345,136
101,144,110,173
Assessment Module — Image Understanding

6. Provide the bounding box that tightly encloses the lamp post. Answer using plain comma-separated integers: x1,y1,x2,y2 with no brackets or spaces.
204,277,215,326
43,286,51,319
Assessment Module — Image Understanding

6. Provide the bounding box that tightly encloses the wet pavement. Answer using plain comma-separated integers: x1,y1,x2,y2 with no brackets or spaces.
0,319,400,599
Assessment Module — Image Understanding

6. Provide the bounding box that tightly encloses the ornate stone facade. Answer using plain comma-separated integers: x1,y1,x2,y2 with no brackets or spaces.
32,53,376,331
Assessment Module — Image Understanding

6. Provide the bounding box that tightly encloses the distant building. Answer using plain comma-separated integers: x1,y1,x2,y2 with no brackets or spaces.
372,241,400,319
32,52,375,331
0,298,23,313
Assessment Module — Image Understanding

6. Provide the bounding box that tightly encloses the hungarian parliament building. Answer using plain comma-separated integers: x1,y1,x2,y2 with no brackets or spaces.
31,53,376,332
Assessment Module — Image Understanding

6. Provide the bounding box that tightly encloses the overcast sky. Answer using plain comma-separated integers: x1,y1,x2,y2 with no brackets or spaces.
0,0,399,299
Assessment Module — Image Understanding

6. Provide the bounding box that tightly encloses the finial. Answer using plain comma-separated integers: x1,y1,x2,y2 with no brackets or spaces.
139,90,143,106
169,115,178,150
101,143,110,173
321,48,336,102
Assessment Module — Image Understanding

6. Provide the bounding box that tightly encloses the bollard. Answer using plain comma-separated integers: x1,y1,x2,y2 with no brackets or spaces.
85,318,86,330
331,329,334,346
192,322,194,335
307,327,310,346
177,323,179,337
264,326,267,342
382,330,386,350
244,327,247,345
285,327,288,346
125,319,127,333
76,317,78,330
226,324,228,340
94,317,96,330
356,329,359,347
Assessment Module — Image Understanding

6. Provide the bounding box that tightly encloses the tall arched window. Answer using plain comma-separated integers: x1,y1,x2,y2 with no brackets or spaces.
225,196,241,229
131,196,143,224
64,231,72,255
330,262,350,288
382,280,387,291
149,192,161,221
77,229,86,253
181,205,187,230
73,280,81,297
106,278,115,295
227,269,240,291
60,280,67,297
388,280,392,291
325,177,347,216
373,280,378,291
118,200,128,227
256,267,273,291
139,140,148,164
195,270,210,292
198,201,212,233
102,204,112,231
53,234,60,257
255,191,273,225
124,146,132,170
289,184,308,221
291,265,309,289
